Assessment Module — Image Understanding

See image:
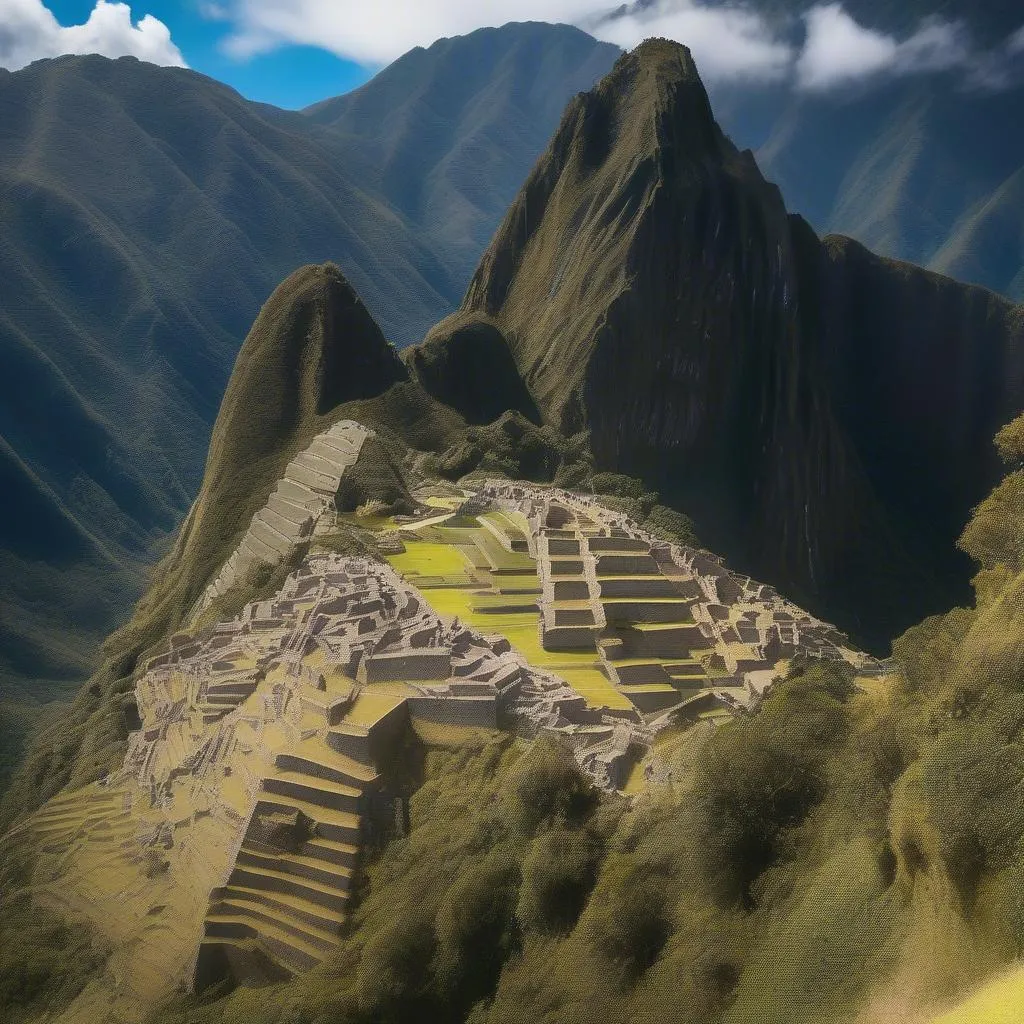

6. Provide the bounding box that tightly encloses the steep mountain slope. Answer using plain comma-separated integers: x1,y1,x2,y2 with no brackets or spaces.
0,27,618,705
728,79,1024,303
426,39,1024,648
306,22,620,288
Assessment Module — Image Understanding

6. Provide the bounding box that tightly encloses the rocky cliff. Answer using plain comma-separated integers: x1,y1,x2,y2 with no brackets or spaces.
426,40,1024,648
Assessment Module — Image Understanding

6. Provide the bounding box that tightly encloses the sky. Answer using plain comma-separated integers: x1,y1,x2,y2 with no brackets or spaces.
1,1,1022,108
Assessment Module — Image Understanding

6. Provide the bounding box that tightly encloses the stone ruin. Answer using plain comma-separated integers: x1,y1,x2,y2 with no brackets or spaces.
193,420,373,616
6,422,886,1001
478,479,875,717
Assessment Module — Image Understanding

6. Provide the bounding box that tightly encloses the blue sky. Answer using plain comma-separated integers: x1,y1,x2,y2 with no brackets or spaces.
45,0,375,107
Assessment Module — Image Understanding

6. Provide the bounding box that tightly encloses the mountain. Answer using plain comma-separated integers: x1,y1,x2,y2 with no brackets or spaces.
306,22,620,291
8,39,1024,1024
0,260,464,821
425,40,1024,649
0,25,618,708
710,77,1024,304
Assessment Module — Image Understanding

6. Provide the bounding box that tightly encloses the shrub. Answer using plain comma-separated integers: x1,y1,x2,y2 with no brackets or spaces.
693,728,823,907
892,608,974,692
0,878,106,1024
355,905,437,1020
435,851,520,1002
643,504,698,546
958,470,1024,572
586,857,671,984
512,737,596,833
691,663,853,907
591,473,646,500
995,413,1024,467
920,724,1024,903
857,711,918,793
517,828,602,934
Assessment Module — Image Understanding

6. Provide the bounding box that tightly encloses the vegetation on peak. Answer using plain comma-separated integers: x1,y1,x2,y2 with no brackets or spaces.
405,317,540,427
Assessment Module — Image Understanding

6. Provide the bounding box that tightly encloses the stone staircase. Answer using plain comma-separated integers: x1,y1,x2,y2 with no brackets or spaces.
195,421,373,616
195,701,396,984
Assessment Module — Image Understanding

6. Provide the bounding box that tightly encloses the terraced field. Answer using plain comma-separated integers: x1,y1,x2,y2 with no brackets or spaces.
385,513,633,711
368,481,870,721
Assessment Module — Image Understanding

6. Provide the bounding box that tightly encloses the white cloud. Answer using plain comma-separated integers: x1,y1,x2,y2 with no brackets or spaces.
215,0,1024,95
592,2,793,83
0,0,186,71
219,1,603,64
219,0,791,83
796,4,970,91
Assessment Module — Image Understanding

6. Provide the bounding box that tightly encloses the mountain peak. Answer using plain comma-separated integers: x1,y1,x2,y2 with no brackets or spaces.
213,262,405,447
431,45,1024,649
616,36,700,78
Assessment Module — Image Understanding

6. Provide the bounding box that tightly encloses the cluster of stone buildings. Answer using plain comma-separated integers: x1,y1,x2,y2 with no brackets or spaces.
193,420,373,616
480,480,872,716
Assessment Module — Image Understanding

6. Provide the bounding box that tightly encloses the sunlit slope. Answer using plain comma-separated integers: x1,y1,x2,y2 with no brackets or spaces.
933,966,1024,1024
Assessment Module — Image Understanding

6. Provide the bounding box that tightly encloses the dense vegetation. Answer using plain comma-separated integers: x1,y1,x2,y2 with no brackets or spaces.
0,845,106,1024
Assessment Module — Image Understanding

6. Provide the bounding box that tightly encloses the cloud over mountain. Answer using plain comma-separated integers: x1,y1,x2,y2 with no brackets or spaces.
0,0,185,70
798,4,979,90
593,2,793,82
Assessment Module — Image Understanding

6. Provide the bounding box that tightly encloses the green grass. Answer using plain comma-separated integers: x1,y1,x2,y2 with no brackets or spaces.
387,543,470,580
389,536,630,710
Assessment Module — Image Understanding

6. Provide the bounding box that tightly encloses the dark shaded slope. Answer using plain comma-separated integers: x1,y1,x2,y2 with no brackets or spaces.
429,40,1024,648
405,320,540,425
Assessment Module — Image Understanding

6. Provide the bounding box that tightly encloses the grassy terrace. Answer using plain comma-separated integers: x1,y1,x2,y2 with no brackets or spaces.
386,541,471,580
386,527,632,711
